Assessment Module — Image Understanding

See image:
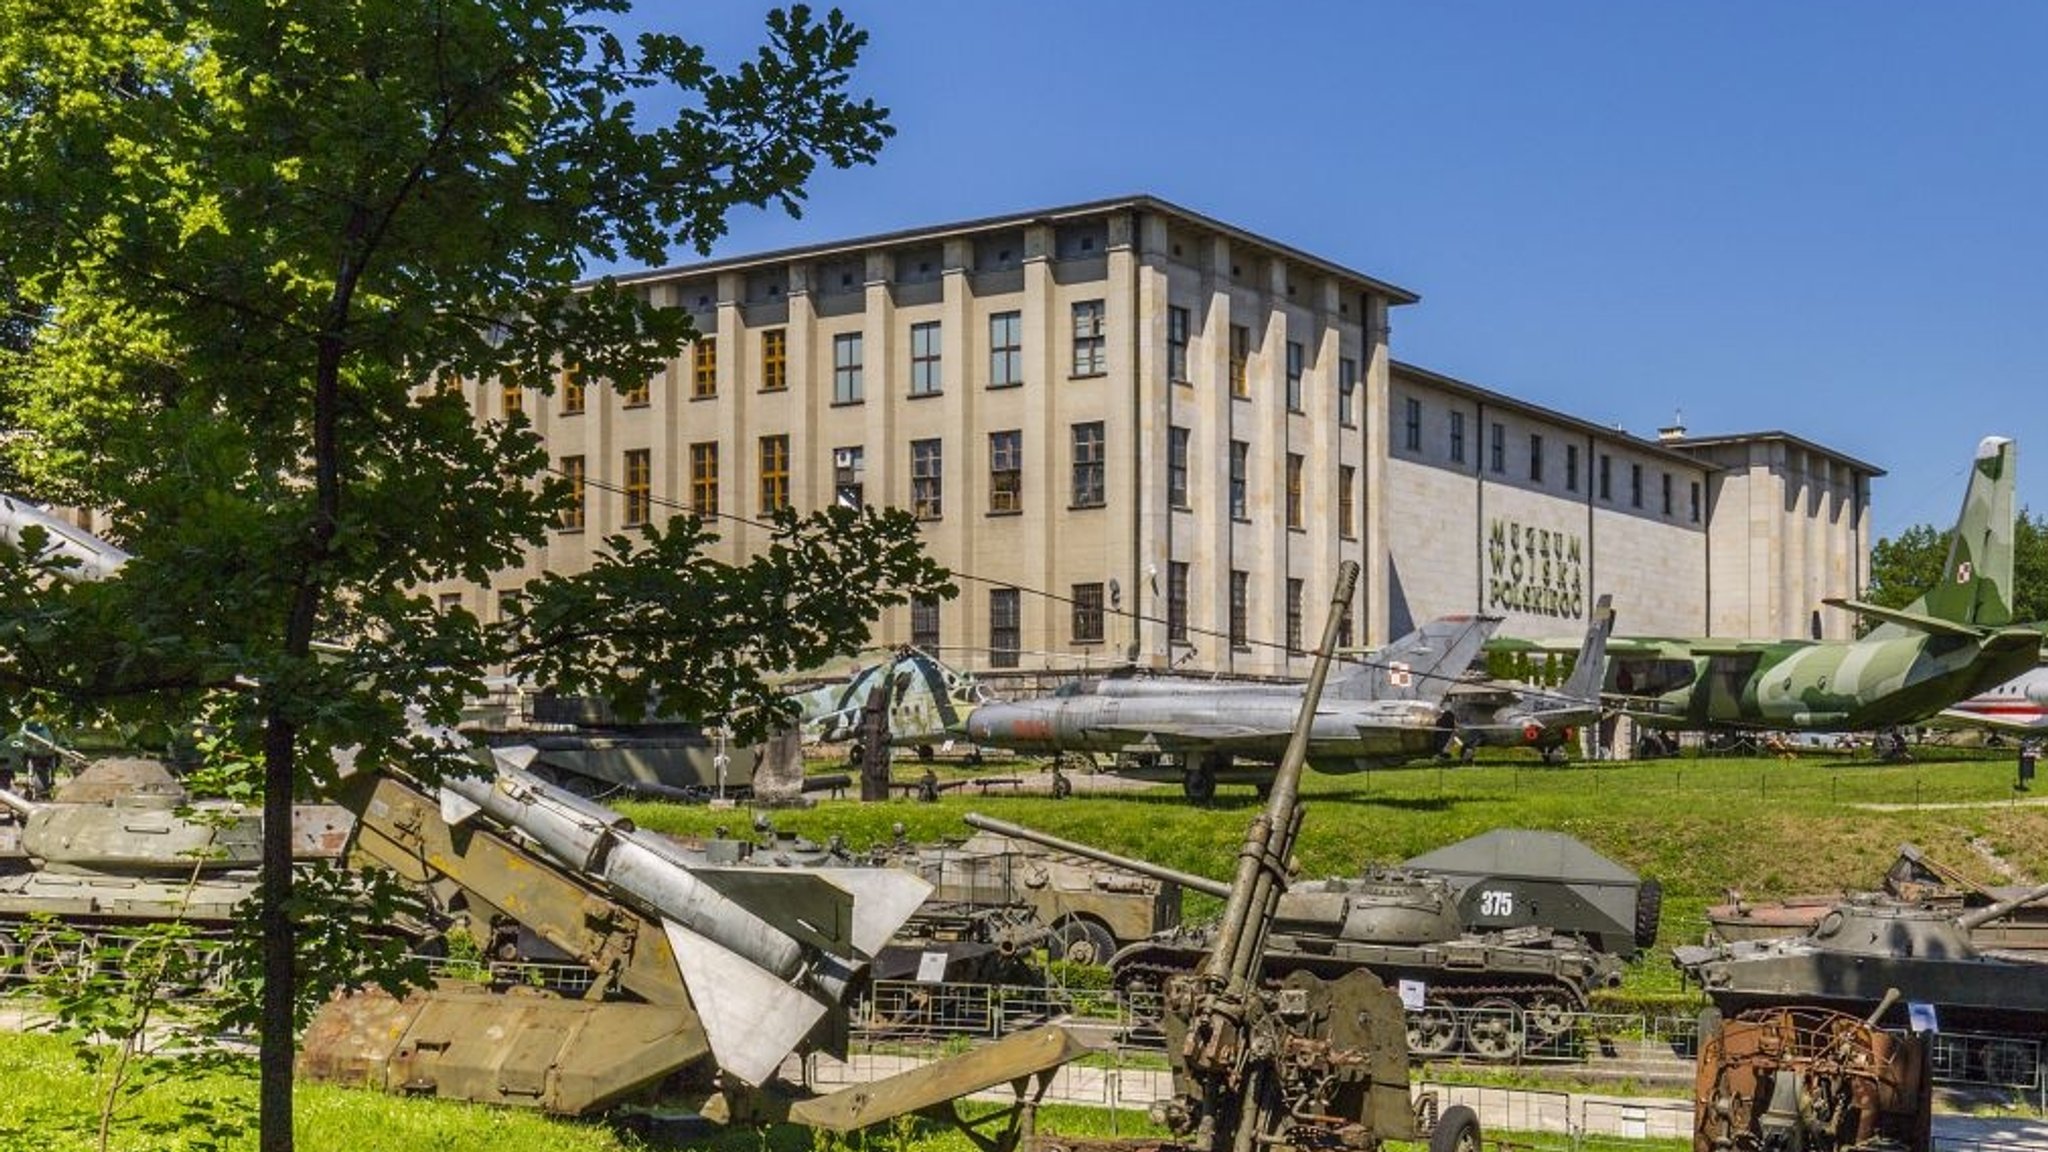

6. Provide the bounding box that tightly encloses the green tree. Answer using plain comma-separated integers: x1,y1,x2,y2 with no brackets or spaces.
1865,508,2048,625
0,4,945,1149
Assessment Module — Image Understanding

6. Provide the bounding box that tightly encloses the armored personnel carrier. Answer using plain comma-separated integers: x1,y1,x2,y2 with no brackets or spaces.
967,813,1625,1060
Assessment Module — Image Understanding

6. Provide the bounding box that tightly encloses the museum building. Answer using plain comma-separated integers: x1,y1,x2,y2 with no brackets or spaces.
437,195,1880,677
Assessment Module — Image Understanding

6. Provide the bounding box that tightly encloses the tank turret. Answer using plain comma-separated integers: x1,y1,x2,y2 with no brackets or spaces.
3,757,260,875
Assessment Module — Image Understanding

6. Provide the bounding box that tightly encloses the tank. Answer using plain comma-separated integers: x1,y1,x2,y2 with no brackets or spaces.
1404,827,1662,959
1676,882,2048,1084
966,812,1627,1061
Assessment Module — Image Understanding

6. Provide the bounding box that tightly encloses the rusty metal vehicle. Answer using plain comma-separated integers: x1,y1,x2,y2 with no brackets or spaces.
1694,990,1931,1152
969,812,1623,1061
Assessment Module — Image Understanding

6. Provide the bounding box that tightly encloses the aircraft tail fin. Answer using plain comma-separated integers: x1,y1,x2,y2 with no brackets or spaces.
1899,436,2016,629
1332,614,1501,703
1558,594,1615,703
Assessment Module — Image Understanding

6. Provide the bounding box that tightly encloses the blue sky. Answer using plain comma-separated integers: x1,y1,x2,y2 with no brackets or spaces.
618,3,2048,542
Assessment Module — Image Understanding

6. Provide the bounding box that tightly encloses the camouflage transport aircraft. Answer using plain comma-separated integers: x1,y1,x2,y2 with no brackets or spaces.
1600,437,2040,734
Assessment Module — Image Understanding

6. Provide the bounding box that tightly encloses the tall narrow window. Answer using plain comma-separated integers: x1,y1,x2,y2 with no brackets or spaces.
1630,462,1644,508
911,595,940,650
1071,300,1106,376
990,588,1021,669
1490,422,1505,474
1229,570,1250,651
1285,579,1305,655
761,328,788,391
759,434,790,513
689,442,719,515
1338,357,1358,427
1071,421,1105,508
1661,472,1673,515
988,311,1022,387
1071,583,1105,644
1690,480,1702,522
1229,440,1249,520
1529,434,1545,483
1167,306,1190,383
1599,454,1613,501
1405,397,1422,451
1338,464,1356,539
834,445,864,508
1285,341,1305,412
989,430,1022,513
1229,324,1250,397
558,455,585,530
622,448,651,527
562,364,586,414
692,336,717,398
622,373,650,407
1285,453,1304,529
1449,410,1465,463
502,380,524,418
909,320,942,396
1168,426,1191,509
833,332,864,404
1168,562,1190,643
1567,444,1581,492
911,437,943,519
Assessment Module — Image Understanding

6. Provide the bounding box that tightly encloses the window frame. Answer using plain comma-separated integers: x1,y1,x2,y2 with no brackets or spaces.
558,454,585,531
1071,582,1105,644
761,328,788,391
1166,305,1191,383
832,332,864,404
989,588,1021,669
988,430,1022,514
689,441,719,516
909,320,943,397
1070,299,1106,377
622,448,652,527
911,437,944,520
758,434,790,514
692,336,718,399
988,310,1023,388
1070,421,1106,509
1229,439,1250,521
1167,425,1191,510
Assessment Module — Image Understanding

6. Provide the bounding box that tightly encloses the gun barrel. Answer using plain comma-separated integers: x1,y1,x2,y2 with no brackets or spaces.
964,812,1229,899
1956,879,2048,932
0,788,34,820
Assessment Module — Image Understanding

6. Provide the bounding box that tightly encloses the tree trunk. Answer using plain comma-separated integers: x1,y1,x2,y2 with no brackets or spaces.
260,715,297,1151
858,682,891,801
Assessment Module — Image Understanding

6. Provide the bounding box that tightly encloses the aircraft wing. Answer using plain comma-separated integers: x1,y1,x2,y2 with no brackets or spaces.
1823,598,1984,639
1089,722,1285,752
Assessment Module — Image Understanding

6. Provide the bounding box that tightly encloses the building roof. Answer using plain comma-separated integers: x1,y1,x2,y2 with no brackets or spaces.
1659,431,1886,478
597,194,1422,306
1391,360,1721,472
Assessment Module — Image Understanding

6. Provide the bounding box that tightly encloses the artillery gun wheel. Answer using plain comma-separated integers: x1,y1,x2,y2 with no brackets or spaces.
1429,1104,1482,1152
1465,998,1526,1060
1407,998,1462,1057
121,936,215,994
1051,918,1116,966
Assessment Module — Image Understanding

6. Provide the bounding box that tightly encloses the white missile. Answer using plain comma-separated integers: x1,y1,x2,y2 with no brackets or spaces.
0,494,130,582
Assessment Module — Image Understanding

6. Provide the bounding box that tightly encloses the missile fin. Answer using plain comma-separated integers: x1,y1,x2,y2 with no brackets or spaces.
807,867,933,958
437,787,483,827
666,919,827,1085
490,744,540,771
689,867,857,957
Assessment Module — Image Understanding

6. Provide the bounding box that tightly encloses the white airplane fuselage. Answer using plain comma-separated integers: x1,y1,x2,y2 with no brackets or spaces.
1939,663,2048,733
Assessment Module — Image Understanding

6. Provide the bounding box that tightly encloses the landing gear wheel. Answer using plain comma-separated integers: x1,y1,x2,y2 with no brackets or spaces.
1052,919,1116,966
1407,998,1461,1058
1465,998,1525,1061
1051,770,1072,800
1429,1104,1482,1152
964,749,983,767
1182,763,1217,803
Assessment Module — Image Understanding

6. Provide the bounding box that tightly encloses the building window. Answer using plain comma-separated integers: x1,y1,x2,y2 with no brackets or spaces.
1338,464,1356,539
989,311,1022,388
1566,444,1581,492
1630,462,1644,508
989,430,1022,513
1168,426,1190,509
1529,434,1544,483
438,591,463,614
689,442,718,515
1449,410,1465,463
558,455,585,530
1690,480,1702,522
834,445,864,508
1285,579,1304,656
692,336,717,398
1167,562,1190,643
1229,440,1249,520
496,589,522,623
833,332,864,404
1661,472,1673,516
562,364,586,414
1406,397,1422,452
1071,421,1105,508
911,595,940,651
1167,305,1190,383
1338,357,1358,427
909,320,942,396
989,588,1020,669
911,438,943,519
1071,299,1106,376
1285,341,1305,413
1229,324,1250,397
759,434,790,513
1285,452,1304,530
1071,583,1105,644
1229,570,1250,651
502,380,523,418
623,448,651,527
761,328,788,391
1490,422,1505,474
1599,454,1612,501
622,373,650,407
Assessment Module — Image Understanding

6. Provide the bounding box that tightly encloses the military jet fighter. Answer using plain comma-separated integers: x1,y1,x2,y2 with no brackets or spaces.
1443,594,1614,763
962,614,1501,800
1598,437,2041,734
